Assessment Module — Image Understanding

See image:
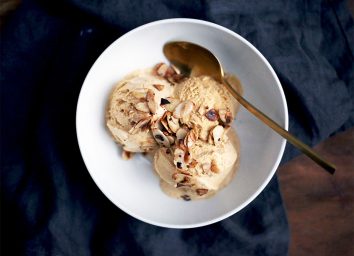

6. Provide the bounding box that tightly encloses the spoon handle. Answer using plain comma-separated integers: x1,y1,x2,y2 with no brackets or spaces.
223,78,336,174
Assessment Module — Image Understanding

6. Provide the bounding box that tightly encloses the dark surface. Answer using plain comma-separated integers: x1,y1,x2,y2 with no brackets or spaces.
279,128,354,256
1,0,353,255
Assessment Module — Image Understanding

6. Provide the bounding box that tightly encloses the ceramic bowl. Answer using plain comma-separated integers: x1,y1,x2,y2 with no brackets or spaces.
76,18,288,228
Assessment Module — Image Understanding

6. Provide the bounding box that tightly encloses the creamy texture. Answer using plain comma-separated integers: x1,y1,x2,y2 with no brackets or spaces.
106,63,243,200
154,129,240,200
106,69,174,152
174,76,238,141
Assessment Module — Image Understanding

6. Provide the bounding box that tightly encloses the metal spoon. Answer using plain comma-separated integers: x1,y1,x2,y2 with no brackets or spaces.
163,41,335,174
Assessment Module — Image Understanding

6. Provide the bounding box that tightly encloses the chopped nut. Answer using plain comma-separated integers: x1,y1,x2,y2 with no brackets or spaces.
153,84,164,91
135,102,150,113
173,100,194,119
196,188,208,196
153,63,168,76
166,112,180,133
129,116,152,134
205,109,218,121
184,151,192,164
210,160,219,173
219,109,233,124
189,159,198,168
211,125,224,145
166,135,175,145
161,113,173,134
184,129,198,148
152,128,170,147
163,97,181,112
181,195,191,201
146,89,158,114
164,66,177,78
122,150,134,160
131,91,146,99
176,127,188,141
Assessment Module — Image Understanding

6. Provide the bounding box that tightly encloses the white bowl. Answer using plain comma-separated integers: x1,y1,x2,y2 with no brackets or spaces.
76,18,288,228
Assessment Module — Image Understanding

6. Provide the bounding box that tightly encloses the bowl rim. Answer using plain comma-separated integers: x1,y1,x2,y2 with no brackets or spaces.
76,18,289,229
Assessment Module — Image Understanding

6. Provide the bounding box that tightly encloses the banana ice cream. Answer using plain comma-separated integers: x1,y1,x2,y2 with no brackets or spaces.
106,62,242,200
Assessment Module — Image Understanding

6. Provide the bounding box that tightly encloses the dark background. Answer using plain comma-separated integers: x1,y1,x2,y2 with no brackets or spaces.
1,0,353,255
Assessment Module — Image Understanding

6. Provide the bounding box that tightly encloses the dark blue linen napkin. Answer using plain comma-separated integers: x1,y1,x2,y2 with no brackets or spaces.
1,0,353,255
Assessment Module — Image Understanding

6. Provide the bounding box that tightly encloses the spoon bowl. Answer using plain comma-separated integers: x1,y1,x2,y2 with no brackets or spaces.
164,41,335,174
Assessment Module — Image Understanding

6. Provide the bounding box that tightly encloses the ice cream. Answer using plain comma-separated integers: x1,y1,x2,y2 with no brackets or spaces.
106,67,174,152
106,62,242,200
154,130,239,200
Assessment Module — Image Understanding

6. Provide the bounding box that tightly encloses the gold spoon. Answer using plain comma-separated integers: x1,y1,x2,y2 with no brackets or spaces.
163,41,335,174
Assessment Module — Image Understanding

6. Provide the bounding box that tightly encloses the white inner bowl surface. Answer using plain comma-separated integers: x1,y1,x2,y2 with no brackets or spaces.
76,19,288,228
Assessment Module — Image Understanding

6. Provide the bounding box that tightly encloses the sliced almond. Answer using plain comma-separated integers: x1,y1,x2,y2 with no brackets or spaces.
166,112,180,133
172,101,185,118
219,108,233,124
153,84,164,91
176,127,188,141
131,91,146,99
173,100,194,119
122,150,134,160
174,148,187,170
189,159,198,168
212,125,224,145
184,129,197,148
129,116,152,134
130,111,150,122
135,102,150,113
181,100,194,118
154,63,168,77
210,160,220,173
181,195,191,201
177,141,188,152
146,89,159,114
207,130,214,144
164,97,181,112
164,66,176,78
166,135,175,145
184,151,192,164
205,109,218,121
196,188,208,196
152,128,170,147
160,113,173,134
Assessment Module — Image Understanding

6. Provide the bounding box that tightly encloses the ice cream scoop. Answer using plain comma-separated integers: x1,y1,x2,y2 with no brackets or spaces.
163,41,335,174
154,130,239,200
106,68,174,152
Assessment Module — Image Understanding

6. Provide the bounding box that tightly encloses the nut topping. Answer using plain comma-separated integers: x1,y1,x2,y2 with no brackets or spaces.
153,84,164,91
129,116,152,134
196,188,208,196
219,109,233,124
210,160,220,173
176,127,188,141
135,102,150,113
205,109,218,121
152,128,170,147
181,195,191,201
184,129,197,148
146,89,159,114
166,112,180,133
173,100,194,119
211,125,224,145
122,150,134,160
